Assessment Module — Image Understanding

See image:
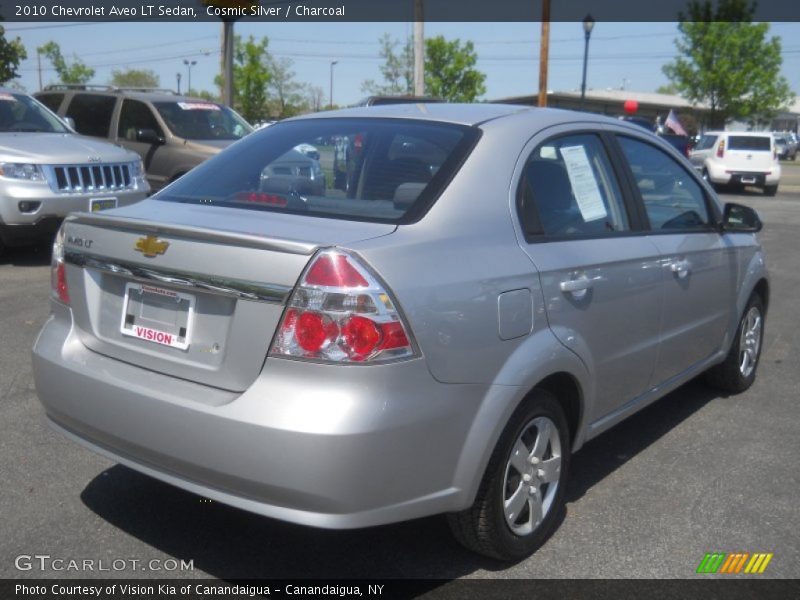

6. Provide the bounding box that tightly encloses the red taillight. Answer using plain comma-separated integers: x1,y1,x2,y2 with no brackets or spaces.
304,253,368,288
270,250,416,363
717,139,725,158
50,225,70,305
54,263,70,304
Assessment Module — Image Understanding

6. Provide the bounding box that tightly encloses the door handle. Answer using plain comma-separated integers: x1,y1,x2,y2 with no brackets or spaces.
670,259,691,278
560,277,593,293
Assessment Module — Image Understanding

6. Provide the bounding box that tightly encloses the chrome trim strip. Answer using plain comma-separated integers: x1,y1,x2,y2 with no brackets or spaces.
64,250,292,304
65,213,317,256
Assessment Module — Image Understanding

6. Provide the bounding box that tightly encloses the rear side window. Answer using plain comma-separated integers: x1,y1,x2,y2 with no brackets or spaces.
728,136,771,151
618,136,710,231
66,94,116,138
36,93,64,113
118,99,162,140
519,133,630,238
694,135,717,151
157,118,479,224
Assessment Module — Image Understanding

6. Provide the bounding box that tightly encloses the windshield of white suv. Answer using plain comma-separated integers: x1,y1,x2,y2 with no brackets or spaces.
0,92,70,133
153,101,252,140
157,118,480,224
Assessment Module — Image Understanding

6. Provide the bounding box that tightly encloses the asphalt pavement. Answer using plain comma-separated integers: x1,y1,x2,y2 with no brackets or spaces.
1,173,799,582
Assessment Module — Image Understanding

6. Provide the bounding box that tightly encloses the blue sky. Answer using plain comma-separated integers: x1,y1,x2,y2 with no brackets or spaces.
6,21,800,106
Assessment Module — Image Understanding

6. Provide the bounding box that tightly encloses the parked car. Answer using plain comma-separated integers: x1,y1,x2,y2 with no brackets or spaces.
35,85,253,192
0,89,148,257
773,133,796,161
33,104,768,561
689,131,781,195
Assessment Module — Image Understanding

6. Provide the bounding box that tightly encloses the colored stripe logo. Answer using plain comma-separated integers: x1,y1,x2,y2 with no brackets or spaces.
696,552,773,574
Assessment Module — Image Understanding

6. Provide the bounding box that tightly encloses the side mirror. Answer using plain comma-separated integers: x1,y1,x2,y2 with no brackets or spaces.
62,116,76,130
136,128,165,145
721,202,762,233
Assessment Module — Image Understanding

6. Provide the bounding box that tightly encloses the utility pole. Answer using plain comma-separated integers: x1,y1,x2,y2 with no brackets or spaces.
221,21,234,105
537,0,550,107
413,0,424,96
37,50,42,91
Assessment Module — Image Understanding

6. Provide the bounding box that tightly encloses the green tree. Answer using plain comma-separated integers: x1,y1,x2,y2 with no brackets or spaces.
655,83,679,95
0,26,27,83
110,68,159,89
663,0,794,128
361,34,414,95
424,36,486,102
38,41,94,85
215,35,270,121
266,56,307,118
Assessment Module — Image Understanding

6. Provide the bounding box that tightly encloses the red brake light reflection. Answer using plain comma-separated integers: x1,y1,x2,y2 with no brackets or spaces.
304,254,369,288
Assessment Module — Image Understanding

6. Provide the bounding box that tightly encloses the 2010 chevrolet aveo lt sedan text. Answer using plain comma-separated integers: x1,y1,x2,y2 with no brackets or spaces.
33,104,768,560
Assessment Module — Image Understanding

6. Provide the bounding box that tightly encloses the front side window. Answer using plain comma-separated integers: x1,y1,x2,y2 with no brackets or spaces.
0,92,70,133
118,99,162,140
618,136,711,231
519,133,630,238
153,101,252,140
157,118,479,223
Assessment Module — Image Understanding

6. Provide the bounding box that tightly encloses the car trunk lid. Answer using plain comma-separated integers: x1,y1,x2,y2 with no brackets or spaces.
61,200,396,392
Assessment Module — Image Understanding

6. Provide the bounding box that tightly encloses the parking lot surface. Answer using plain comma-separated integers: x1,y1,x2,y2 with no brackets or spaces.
2,171,799,580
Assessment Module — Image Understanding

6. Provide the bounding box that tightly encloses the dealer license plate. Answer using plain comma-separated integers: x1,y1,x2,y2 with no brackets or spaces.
120,283,195,350
90,197,118,212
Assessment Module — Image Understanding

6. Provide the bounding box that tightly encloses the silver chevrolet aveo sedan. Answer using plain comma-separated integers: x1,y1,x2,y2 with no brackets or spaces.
33,104,768,560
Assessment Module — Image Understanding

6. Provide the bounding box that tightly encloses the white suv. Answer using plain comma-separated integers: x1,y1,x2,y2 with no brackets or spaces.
689,131,781,196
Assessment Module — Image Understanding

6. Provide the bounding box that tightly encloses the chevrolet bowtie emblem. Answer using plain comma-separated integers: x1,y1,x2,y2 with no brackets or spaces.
134,235,169,258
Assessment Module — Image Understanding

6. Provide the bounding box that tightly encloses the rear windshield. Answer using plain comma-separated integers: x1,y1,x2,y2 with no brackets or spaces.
157,118,479,224
153,101,252,140
728,136,771,151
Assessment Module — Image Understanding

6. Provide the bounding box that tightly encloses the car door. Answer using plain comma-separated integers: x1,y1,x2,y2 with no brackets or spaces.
515,129,663,423
115,98,169,190
614,134,734,385
689,133,717,172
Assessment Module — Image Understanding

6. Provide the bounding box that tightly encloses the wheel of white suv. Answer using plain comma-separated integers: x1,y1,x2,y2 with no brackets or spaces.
447,390,570,561
764,185,778,197
706,294,764,393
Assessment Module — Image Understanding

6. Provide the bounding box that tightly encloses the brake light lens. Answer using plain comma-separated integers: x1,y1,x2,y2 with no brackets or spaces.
50,224,70,305
717,139,725,158
270,250,416,363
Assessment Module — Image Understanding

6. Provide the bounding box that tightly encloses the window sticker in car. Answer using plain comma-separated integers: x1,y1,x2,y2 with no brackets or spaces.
560,145,607,222
0,93,18,102
177,102,221,111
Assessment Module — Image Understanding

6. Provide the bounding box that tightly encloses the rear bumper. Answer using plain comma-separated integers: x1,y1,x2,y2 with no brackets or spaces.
706,163,781,186
32,305,494,529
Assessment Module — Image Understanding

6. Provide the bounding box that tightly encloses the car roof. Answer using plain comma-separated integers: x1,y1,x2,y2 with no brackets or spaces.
34,86,217,104
285,103,619,128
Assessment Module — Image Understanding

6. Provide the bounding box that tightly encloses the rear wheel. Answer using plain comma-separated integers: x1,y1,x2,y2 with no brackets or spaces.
706,294,764,393
447,390,570,560
764,185,778,197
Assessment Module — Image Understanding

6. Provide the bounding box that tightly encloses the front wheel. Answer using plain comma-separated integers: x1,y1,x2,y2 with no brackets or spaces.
705,294,764,393
447,390,570,561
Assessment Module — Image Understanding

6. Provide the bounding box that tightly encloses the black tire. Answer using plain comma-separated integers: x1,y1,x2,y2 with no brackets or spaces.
705,294,765,393
764,185,778,197
447,390,571,561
